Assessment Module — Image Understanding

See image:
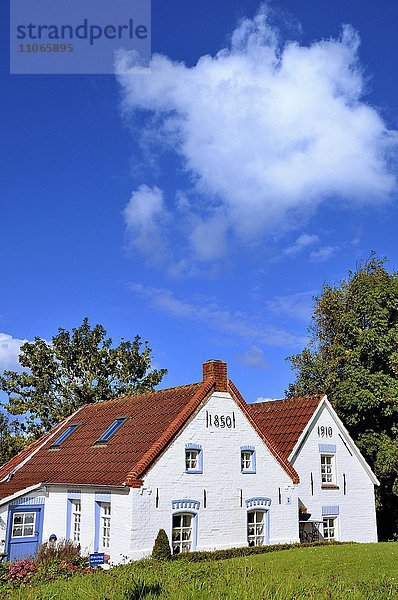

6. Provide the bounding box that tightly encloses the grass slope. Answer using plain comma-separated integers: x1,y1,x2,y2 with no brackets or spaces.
4,543,398,600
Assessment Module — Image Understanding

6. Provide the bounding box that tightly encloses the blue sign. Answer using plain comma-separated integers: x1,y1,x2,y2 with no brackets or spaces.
89,552,105,567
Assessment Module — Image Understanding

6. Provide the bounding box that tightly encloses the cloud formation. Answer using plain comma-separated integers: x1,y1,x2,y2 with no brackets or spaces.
310,246,338,262
265,290,315,321
118,6,397,263
283,234,319,257
236,346,268,370
123,185,169,263
129,283,307,348
0,333,27,372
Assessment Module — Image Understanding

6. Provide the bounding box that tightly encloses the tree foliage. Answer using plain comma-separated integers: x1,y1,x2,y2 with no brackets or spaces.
0,414,25,465
0,318,167,439
288,256,398,539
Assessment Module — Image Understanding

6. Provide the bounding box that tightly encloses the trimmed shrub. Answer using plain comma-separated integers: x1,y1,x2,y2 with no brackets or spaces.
171,540,352,562
152,529,171,560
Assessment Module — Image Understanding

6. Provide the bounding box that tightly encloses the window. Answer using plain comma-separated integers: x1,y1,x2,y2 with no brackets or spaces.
12,512,36,538
96,418,127,444
241,447,256,473
186,450,199,470
172,513,193,554
185,444,203,473
247,510,265,546
71,500,81,542
321,454,335,485
101,503,111,549
323,517,336,540
51,424,78,447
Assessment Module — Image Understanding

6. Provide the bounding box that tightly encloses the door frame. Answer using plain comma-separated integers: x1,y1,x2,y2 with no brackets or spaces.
6,503,44,561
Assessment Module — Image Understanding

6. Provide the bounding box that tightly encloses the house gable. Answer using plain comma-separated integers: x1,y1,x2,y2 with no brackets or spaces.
289,397,379,486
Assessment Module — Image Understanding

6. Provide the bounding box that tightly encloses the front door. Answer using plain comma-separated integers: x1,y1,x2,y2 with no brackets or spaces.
7,506,44,561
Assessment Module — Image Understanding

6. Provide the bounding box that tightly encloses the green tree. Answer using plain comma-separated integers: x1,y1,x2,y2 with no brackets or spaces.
287,256,398,540
0,414,25,465
0,318,167,439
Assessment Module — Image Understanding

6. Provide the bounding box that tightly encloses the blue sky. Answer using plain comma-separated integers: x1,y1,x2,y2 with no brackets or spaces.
1,0,398,403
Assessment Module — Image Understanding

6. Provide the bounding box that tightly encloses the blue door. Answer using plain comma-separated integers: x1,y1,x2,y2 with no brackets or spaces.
7,505,44,561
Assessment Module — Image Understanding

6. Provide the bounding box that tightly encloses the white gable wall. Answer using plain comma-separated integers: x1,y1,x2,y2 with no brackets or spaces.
292,402,378,543
130,391,299,560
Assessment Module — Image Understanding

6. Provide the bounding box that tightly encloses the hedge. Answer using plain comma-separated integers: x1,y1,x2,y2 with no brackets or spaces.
171,540,352,562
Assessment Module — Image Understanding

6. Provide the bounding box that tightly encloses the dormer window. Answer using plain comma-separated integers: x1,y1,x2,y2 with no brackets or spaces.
96,417,127,444
51,424,79,448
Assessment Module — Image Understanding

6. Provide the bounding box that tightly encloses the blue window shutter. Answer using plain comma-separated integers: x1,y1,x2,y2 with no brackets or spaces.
319,444,336,453
94,501,101,552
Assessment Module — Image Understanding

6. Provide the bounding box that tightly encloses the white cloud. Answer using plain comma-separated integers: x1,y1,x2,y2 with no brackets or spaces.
283,233,319,256
265,290,315,322
123,185,169,263
129,283,307,348
117,6,397,263
310,246,337,262
237,346,268,370
0,333,27,372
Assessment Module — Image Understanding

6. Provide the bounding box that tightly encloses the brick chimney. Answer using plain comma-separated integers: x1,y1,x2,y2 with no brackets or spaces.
202,360,228,392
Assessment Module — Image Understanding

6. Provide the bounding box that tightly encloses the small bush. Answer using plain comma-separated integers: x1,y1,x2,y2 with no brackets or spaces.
152,529,171,561
36,538,81,566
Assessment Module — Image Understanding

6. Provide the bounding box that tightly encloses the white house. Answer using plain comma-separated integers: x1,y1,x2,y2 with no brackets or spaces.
0,360,378,562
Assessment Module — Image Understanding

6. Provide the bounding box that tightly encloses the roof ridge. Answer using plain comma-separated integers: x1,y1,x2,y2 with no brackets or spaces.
250,394,324,407
81,381,203,409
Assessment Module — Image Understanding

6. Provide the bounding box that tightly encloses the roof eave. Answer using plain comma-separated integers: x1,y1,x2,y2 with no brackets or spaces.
0,483,43,507
125,377,216,486
228,380,300,485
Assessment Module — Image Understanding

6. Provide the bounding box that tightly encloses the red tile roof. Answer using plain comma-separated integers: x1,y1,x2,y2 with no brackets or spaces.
0,381,212,501
0,362,319,501
248,395,323,459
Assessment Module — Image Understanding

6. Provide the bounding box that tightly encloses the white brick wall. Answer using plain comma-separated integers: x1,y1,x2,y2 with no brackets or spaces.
130,391,299,560
292,403,378,543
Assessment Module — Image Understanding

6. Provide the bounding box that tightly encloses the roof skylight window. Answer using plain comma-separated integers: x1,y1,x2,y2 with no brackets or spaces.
96,417,127,444
51,424,79,448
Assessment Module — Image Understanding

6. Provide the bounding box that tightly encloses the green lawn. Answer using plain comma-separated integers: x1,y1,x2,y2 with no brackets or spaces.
3,543,398,600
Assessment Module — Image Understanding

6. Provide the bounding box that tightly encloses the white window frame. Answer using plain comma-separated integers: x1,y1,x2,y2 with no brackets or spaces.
172,513,193,554
100,502,111,550
323,516,337,540
185,449,199,471
320,453,336,485
11,511,36,538
71,499,81,543
247,510,266,547
241,450,253,471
